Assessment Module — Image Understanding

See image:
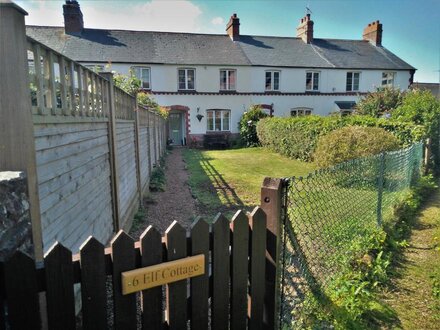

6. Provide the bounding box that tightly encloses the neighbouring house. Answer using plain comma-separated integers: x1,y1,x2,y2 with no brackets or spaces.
26,0,415,146
411,82,440,100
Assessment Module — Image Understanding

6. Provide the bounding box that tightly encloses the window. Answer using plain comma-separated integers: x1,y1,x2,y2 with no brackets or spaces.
346,72,360,91
206,109,230,131
265,71,280,91
220,69,236,90
132,66,151,89
306,71,320,91
382,72,395,87
178,68,195,90
291,107,313,117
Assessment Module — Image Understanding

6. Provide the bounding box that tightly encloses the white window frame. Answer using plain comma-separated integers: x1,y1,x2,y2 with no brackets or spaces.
131,66,151,90
382,72,395,87
346,71,361,91
306,71,320,91
265,70,281,91
219,69,236,91
291,107,313,117
206,109,231,132
178,68,196,90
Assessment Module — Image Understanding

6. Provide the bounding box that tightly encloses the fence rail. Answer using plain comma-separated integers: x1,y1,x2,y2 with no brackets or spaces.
0,208,267,329
278,142,424,328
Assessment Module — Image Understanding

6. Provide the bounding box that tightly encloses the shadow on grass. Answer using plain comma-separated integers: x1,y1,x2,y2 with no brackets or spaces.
183,149,247,218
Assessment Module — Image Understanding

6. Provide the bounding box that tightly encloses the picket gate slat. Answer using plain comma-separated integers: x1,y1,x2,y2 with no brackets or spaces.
4,252,40,329
0,210,269,330
45,243,75,330
249,207,267,330
190,218,209,330
165,221,187,330
111,231,137,328
231,211,250,330
140,226,163,330
211,214,230,330
80,237,107,330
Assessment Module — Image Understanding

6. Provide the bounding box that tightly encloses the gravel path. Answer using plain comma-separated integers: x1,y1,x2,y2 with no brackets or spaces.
131,147,198,238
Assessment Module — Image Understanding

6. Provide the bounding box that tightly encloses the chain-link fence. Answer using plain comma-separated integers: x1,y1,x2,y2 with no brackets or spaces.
278,142,424,329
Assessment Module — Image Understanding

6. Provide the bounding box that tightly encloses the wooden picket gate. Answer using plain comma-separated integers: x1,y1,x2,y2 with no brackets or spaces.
0,208,269,330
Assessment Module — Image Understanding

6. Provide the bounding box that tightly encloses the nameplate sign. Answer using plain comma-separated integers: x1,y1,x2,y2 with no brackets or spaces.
121,254,205,295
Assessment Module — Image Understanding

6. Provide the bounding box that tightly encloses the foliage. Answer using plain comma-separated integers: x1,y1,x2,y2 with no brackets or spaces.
149,155,167,192
238,105,268,147
355,87,405,117
394,89,440,174
113,70,168,118
113,70,141,96
314,126,400,167
257,115,422,161
297,175,437,328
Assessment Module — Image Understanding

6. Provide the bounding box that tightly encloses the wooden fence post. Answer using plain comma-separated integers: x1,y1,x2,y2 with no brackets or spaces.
260,178,283,330
134,98,143,204
100,72,120,232
0,2,44,261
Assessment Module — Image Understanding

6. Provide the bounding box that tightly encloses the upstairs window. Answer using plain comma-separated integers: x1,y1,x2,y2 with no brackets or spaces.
132,66,151,89
178,68,195,90
291,107,312,117
306,71,320,91
382,72,395,87
265,71,280,91
220,69,236,90
207,109,230,131
346,72,360,91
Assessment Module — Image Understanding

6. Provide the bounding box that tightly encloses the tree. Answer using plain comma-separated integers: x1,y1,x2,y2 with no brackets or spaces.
238,105,268,147
355,87,404,117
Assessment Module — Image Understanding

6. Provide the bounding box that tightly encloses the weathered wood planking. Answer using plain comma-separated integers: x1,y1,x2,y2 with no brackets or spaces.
138,127,150,192
33,121,114,254
116,121,138,224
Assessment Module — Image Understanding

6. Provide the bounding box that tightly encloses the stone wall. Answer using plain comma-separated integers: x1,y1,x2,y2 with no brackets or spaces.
0,171,33,261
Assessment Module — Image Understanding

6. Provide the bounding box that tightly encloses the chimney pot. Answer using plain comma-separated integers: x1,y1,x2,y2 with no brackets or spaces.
63,0,83,35
363,20,382,46
226,13,240,41
296,13,314,44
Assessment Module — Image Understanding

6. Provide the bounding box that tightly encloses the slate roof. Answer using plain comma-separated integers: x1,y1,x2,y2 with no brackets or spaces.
26,26,414,70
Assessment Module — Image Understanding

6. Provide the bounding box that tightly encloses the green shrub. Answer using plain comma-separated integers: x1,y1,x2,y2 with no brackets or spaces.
394,89,440,174
314,126,400,167
238,105,268,147
355,87,405,117
256,115,422,162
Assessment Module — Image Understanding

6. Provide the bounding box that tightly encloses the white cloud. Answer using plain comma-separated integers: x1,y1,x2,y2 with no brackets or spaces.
17,0,204,32
211,17,224,26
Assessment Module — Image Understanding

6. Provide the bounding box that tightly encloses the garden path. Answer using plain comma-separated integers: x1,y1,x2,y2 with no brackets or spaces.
130,147,198,238
382,184,440,329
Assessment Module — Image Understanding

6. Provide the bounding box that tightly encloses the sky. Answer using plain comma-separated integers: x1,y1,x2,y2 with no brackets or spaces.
15,0,440,83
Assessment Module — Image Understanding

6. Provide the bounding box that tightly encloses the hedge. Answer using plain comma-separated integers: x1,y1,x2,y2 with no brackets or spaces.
256,115,424,161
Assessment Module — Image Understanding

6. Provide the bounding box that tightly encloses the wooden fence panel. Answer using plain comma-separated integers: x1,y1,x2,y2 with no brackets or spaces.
230,211,250,330
80,237,107,330
190,218,210,330
4,252,40,329
140,226,163,330
45,243,75,330
212,214,231,330
165,222,187,330
111,231,137,329
249,207,267,330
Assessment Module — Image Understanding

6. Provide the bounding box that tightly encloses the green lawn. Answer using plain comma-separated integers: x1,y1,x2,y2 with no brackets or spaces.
182,147,315,216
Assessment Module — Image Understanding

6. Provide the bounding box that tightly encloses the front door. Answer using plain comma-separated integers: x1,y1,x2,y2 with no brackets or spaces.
169,113,182,145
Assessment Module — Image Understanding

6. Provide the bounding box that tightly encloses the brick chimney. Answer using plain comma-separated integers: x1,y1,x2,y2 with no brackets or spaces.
363,20,382,46
63,0,83,35
226,13,240,41
296,14,314,44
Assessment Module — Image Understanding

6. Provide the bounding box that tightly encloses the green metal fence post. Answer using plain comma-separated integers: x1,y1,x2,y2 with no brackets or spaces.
376,152,386,226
